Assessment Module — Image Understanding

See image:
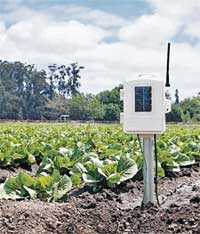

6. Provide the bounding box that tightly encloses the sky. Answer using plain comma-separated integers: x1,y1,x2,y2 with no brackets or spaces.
0,0,200,100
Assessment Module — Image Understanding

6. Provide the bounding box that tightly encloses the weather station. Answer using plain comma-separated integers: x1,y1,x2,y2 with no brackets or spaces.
120,43,172,205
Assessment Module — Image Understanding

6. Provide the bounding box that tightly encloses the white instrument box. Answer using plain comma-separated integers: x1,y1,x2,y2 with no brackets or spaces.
120,75,171,135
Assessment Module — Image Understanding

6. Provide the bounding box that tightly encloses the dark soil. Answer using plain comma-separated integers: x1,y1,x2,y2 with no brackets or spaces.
0,163,38,183
0,164,199,234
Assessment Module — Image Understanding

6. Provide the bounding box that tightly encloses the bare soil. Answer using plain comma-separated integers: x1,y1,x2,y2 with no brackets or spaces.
0,164,38,183
0,164,199,234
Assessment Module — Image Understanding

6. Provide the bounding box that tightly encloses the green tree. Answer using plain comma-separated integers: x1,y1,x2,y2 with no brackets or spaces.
0,61,48,120
166,104,185,122
69,93,104,120
22,69,48,119
0,81,20,119
66,63,85,96
97,85,122,121
181,96,200,121
47,63,84,99
98,85,122,104
103,103,120,121
175,89,180,104
43,96,70,120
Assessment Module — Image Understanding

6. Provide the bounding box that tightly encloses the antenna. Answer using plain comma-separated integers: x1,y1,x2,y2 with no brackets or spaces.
165,42,171,87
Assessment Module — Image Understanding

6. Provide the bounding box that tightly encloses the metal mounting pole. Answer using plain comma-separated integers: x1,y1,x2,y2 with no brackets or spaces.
142,136,154,205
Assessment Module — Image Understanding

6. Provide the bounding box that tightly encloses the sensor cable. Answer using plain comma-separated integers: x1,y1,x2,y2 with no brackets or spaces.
154,134,161,207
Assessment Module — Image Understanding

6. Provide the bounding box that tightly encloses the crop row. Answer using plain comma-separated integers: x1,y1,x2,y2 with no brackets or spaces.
0,123,199,201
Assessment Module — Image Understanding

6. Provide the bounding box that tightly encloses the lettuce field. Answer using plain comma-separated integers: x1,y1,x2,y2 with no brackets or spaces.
0,123,199,202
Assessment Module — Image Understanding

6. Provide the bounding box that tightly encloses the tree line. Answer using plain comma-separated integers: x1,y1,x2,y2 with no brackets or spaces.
0,60,199,122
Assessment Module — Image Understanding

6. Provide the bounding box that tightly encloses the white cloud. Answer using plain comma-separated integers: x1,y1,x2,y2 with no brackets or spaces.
0,1,200,100
0,3,129,30
7,16,109,53
184,22,200,39
147,0,200,19
47,5,130,29
147,0,200,40
0,6,36,25
0,14,110,65
118,14,179,48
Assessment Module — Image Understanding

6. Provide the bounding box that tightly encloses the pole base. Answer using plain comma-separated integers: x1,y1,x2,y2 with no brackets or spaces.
142,136,154,205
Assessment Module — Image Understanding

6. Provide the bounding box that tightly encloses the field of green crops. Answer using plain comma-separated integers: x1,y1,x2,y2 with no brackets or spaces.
0,123,199,202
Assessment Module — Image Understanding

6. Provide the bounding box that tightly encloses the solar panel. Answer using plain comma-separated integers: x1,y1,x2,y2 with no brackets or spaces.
135,86,152,112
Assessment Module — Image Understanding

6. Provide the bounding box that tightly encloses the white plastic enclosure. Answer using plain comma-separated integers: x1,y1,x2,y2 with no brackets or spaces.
120,78,171,135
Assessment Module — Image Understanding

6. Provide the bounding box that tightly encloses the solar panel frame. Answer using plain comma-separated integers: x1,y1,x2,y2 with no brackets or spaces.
135,86,152,112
